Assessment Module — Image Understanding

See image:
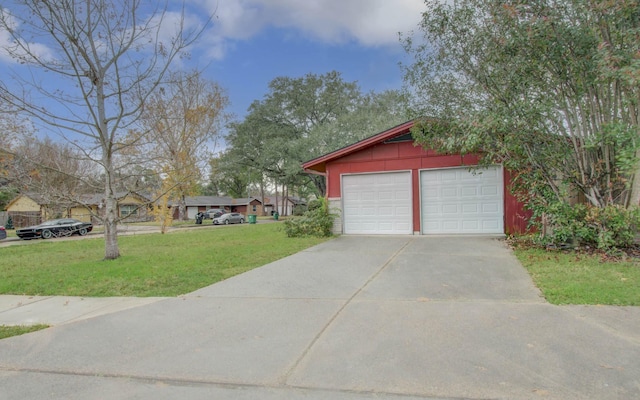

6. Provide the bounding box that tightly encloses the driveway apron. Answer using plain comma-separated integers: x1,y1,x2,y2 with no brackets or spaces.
1,236,639,400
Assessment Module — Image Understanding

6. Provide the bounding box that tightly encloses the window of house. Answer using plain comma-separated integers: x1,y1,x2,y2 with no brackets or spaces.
120,205,138,217
252,205,257,212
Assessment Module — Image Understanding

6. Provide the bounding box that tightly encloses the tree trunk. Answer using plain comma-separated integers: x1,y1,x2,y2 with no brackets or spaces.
627,151,640,207
260,180,266,216
102,146,120,259
281,185,287,216
273,183,278,216
179,194,186,220
312,174,326,197
103,187,120,260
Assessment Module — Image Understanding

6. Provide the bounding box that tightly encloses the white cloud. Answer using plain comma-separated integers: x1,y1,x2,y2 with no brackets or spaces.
0,7,56,64
201,0,425,49
2,1,425,65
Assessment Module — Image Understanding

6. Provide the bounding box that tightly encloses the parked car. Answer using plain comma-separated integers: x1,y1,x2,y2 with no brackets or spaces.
0,225,6,240
16,218,93,240
212,212,244,225
204,208,225,219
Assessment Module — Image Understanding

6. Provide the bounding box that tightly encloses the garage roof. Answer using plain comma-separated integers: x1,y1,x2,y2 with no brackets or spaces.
302,120,415,173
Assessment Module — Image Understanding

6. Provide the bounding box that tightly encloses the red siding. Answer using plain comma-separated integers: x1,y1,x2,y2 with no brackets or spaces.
504,170,533,235
325,140,530,234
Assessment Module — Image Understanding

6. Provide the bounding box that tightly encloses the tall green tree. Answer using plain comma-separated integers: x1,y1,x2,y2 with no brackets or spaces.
225,71,408,198
403,0,640,210
205,152,257,198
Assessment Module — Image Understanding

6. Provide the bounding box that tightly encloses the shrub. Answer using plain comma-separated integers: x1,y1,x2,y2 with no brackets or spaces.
541,203,640,250
283,197,335,238
292,204,307,216
306,198,323,211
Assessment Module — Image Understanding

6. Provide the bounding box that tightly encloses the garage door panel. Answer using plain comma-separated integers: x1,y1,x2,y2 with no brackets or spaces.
482,220,500,230
482,203,500,213
442,204,458,214
461,187,478,196
378,191,395,201
462,204,478,213
442,187,458,198
421,166,504,234
441,170,458,180
396,207,411,218
343,172,412,235
443,220,461,230
462,222,479,232
378,206,395,216
359,208,375,216
482,185,499,196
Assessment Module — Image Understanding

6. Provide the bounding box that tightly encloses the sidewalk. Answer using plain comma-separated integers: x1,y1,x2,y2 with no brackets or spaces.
0,295,167,326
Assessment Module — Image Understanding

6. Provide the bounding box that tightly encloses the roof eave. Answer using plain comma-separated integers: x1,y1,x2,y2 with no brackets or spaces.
302,120,415,171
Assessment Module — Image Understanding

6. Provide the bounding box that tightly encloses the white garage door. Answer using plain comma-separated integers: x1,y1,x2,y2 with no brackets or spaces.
342,172,412,234
187,207,199,219
420,166,504,234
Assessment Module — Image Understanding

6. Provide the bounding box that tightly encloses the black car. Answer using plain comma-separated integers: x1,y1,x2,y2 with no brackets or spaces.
0,225,6,240
16,218,93,240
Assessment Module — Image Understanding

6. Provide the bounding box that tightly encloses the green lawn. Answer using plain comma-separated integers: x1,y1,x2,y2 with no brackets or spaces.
514,247,640,306
0,324,49,339
0,223,331,297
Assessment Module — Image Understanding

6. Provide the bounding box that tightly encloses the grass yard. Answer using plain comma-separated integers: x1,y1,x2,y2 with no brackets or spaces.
0,324,49,339
514,247,640,306
0,223,331,297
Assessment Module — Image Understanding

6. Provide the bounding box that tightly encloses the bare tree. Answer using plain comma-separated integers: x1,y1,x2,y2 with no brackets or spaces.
0,102,32,208
136,69,229,220
11,136,95,203
0,1,209,259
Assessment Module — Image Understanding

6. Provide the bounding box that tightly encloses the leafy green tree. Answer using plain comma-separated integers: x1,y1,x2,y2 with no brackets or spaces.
403,0,640,213
205,152,256,198
306,89,409,158
225,71,408,198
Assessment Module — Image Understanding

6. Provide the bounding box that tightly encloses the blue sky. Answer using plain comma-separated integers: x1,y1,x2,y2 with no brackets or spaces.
208,27,411,119
195,0,426,120
1,0,426,126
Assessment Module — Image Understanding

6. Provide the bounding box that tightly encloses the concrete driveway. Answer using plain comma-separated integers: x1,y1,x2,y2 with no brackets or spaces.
1,236,639,399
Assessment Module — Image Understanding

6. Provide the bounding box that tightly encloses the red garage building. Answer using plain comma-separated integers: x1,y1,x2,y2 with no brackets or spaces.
302,120,530,235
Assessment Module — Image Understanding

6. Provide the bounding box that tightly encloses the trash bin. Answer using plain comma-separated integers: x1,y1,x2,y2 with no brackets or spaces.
248,214,257,224
273,212,279,221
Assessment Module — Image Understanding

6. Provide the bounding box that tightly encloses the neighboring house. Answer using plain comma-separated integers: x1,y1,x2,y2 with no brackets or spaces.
77,192,152,223
6,192,151,227
5,193,49,228
263,196,307,216
302,120,530,236
175,196,264,219
229,197,264,217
